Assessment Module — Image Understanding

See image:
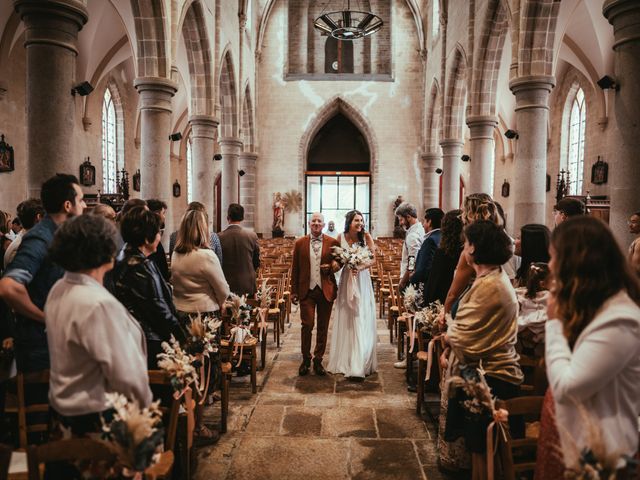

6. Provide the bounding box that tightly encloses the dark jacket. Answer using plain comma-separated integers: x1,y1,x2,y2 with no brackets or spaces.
219,225,260,296
410,229,442,288
148,241,170,281
423,245,462,305
109,246,186,347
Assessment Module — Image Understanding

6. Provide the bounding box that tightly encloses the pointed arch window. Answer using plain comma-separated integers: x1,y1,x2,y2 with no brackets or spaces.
432,0,440,39
102,89,117,193
567,88,586,195
186,135,193,204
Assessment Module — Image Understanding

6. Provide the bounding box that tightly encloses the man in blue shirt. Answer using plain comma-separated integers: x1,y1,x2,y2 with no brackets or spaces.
0,174,86,372
410,208,444,292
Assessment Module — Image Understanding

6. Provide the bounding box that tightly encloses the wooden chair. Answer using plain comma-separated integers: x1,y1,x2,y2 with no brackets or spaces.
416,334,443,415
220,336,258,394
147,370,179,480
220,362,232,434
495,396,545,480
15,371,50,448
26,438,115,480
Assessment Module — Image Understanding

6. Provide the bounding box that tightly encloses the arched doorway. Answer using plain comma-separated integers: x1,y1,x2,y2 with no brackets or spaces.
305,113,371,233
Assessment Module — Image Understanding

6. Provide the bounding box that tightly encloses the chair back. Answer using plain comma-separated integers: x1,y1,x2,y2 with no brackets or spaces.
495,395,545,480
26,438,115,480
16,370,50,448
147,371,180,453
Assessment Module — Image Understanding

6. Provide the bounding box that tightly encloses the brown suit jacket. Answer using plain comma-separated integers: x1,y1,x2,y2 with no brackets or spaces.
219,224,260,296
291,235,340,302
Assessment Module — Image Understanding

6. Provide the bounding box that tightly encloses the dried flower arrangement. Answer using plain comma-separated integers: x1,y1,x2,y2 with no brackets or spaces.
223,293,256,365
156,336,198,392
402,284,423,313
185,314,222,356
331,244,374,271
101,393,164,474
254,279,274,341
414,300,444,337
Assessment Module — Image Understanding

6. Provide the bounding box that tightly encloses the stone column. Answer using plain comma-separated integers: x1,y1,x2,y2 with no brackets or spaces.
14,0,88,196
219,137,243,229
509,75,555,232
134,77,177,203
603,0,640,246
188,115,218,218
466,115,498,195
440,139,463,211
421,152,442,209
239,152,258,229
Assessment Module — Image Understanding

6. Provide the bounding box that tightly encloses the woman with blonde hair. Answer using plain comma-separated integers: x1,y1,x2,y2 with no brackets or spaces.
171,209,230,320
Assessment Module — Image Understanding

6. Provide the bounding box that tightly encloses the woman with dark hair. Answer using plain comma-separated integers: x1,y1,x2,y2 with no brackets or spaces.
423,209,463,305
515,223,550,286
328,210,377,378
439,220,523,471
535,217,640,477
110,206,186,368
45,215,151,434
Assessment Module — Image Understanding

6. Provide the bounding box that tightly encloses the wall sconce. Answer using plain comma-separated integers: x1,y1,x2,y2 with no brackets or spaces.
597,75,618,91
461,154,470,162
238,169,246,177
504,129,519,140
71,81,94,96
213,153,222,161
435,168,443,175
501,179,510,197
169,132,183,142
173,179,181,197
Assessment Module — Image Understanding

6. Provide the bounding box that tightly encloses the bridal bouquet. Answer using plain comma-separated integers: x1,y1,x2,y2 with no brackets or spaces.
101,393,165,475
332,244,374,271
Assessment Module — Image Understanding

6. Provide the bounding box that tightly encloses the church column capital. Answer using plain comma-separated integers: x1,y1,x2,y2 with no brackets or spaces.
439,139,464,149
188,115,219,140
219,137,243,155
604,0,640,49
420,152,441,164
134,77,177,113
466,115,498,140
509,75,555,111
239,151,258,162
14,0,88,54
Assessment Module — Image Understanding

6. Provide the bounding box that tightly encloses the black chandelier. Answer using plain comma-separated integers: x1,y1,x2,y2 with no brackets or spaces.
313,0,383,40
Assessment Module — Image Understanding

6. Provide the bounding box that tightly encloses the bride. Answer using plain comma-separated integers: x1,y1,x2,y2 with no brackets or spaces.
328,210,378,378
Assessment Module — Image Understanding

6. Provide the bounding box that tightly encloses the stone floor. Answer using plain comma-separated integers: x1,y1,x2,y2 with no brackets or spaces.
196,307,455,480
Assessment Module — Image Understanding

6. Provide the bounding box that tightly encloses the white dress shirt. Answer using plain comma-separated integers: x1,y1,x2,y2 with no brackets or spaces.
309,234,323,290
546,290,640,468
401,221,425,277
45,272,152,416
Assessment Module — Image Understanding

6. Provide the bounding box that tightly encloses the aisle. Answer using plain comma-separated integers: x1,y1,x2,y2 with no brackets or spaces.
196,309,445,480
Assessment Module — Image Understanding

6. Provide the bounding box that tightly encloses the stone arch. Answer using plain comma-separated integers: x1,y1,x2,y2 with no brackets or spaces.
425,79,441,152
218,48,238,139
514,0,560,78
299,96,379,229
181,0,213,116
241,84,255,153
442,46,467,140
130,0,169,78
104,79,126,172
469,0,509,116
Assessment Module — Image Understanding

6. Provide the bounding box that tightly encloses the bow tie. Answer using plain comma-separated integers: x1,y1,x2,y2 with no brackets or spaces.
311,236,322,243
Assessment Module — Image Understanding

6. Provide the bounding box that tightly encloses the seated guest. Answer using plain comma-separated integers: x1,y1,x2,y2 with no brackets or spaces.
3,199,45,268
110,207,186,368
169,201,223,264
442,220,523,455
90,203,117,223
516,263,550,356
146,199,170,281
423,209,463,305
514,224,550,287
541,216,640,473
553,197,585,227
115,198,147,251
171,210,230,320
410,207,444,290
46,215,152,434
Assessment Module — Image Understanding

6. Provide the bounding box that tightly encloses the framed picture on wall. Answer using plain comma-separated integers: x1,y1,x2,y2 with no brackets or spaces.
132,169,141,192
0,134,15,173
79,157,95,186
591,156,608,185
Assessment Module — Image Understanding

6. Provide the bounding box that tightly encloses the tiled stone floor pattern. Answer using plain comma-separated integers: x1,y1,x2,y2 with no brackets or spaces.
196,308,453,479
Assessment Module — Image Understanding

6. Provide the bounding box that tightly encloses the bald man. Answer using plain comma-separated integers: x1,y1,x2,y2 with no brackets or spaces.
291,213,340,376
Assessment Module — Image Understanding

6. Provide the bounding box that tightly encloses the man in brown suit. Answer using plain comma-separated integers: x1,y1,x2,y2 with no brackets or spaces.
219,203,260,296
291,212,340,376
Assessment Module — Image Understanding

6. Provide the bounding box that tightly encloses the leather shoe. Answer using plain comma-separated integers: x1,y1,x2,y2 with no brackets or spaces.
313,360,326,376
299,360,311,376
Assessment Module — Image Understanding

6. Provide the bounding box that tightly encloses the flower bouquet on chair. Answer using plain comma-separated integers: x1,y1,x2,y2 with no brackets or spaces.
254,279,274,342
185,314,223,404
100,393,165,478
223,294,257,370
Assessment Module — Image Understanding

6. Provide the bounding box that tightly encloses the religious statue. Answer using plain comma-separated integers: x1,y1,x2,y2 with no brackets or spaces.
393,195,406,239
272,192,285,237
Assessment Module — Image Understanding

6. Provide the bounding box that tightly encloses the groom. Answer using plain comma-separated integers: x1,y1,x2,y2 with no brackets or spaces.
291,212,340,376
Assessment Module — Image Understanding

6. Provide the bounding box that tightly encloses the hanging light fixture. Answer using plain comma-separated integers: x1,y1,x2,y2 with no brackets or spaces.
313,0,383,40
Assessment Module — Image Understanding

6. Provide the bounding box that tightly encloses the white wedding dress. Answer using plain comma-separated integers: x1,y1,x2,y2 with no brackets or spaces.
327,235,378,377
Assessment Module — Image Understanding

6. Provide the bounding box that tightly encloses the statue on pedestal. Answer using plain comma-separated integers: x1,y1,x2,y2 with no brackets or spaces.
272,192,285,238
